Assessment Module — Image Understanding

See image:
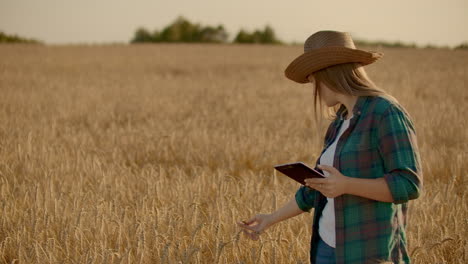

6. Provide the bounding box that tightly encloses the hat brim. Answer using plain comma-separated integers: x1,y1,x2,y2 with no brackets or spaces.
284,46,383,84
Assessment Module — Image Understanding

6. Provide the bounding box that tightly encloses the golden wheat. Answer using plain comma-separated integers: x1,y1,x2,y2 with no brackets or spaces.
0,43,466,263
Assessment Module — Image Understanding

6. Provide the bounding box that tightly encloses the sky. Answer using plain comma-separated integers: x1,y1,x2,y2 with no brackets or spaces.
1,0,467,47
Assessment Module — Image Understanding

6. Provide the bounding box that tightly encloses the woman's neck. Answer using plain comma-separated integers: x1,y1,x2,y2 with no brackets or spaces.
339,95,358,119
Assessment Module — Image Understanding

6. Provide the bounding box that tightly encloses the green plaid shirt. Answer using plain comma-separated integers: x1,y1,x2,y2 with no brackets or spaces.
295,95,423,264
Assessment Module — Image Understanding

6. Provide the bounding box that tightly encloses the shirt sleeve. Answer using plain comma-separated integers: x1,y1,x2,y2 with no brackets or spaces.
295,185,317,212
377,104,423,204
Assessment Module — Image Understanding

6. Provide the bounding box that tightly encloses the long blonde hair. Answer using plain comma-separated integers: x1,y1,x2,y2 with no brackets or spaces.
311,62,398,122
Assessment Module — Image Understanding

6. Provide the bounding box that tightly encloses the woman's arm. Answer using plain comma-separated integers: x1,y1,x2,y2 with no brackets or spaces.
270,196,305,223
343,177,393,202
305,164,393,202
237,196,304,240
376,104,423,203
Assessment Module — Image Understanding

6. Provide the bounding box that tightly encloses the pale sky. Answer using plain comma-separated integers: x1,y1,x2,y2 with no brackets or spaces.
1,0,467,47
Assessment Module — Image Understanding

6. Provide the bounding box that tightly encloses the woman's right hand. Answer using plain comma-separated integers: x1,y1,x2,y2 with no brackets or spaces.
237,214,274,241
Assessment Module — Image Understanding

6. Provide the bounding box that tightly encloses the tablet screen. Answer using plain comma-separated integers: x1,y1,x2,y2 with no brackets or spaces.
274,162,325,185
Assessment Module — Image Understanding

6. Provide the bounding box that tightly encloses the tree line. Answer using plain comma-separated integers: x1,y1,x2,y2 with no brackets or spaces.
130,16,282,44
0,32,42,44
1,20,467,49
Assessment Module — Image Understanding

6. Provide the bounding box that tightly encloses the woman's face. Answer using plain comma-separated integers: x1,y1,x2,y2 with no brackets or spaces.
307,75,340,107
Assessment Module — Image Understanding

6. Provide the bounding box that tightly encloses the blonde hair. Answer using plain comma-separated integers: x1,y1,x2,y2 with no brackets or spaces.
310,62,398,122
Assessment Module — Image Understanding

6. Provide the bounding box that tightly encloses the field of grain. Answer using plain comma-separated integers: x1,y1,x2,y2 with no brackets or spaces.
0,43,467,263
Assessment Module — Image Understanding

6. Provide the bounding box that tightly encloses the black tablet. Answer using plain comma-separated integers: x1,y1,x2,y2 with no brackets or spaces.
274,162,325,185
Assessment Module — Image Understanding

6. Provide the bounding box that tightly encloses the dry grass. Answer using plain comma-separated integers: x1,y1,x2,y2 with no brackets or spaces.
0,43,467,263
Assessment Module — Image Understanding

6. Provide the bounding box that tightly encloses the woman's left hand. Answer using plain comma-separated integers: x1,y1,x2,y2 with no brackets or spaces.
304,164,349,198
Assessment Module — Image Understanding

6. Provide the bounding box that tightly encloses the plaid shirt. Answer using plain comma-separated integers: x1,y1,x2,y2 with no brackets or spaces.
295,95,423,264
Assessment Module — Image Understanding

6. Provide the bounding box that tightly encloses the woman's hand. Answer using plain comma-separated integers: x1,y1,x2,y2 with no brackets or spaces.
237,214,274,241
304,164,349,198
237,197,304,241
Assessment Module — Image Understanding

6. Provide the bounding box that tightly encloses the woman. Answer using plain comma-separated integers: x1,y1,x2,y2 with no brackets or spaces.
237,31,423,264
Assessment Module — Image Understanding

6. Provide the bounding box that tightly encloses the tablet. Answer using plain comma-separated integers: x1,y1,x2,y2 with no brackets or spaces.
274,162,325,185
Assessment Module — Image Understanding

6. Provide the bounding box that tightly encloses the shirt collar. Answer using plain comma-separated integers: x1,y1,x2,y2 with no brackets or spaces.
336,96,369,120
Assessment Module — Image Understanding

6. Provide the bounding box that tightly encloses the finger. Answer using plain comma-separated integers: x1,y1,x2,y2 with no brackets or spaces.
305,178,327,184
237,220,249,226
308,181,322,187
238,222,258,232
305,183,320,192
308,184,323,191
237,222,247,228
317,164,336,173
237,218,255,227
308,180,329,190
305,181,319,188
243,216,258,225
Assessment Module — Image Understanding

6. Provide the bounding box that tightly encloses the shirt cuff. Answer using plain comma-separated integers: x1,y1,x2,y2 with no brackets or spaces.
295,186,316,212
383,171,421,204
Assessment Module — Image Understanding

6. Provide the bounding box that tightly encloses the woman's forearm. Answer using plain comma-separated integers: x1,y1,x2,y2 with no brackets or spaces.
269,197,305,225
344,177,394,203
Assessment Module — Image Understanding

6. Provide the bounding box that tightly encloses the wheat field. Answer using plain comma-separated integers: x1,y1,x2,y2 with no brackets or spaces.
0,43,467,263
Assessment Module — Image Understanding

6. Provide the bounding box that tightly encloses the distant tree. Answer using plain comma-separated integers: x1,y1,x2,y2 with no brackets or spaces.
426,44,450,49
0,31,42,44
199,25,228,43
130,17,283,45
260,25,280,44
233,25,282,44
159,16,197,42
234,29,254,43
455,42,468,50
152,30,161,42
131,16,228,43
252,29,263,43
355,39,418,48
131,28,153,43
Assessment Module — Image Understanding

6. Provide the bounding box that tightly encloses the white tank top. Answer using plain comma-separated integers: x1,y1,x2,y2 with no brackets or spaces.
318,115,352,248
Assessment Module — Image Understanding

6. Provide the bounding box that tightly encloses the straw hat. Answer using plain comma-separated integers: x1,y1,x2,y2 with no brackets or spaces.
284,30,383,83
